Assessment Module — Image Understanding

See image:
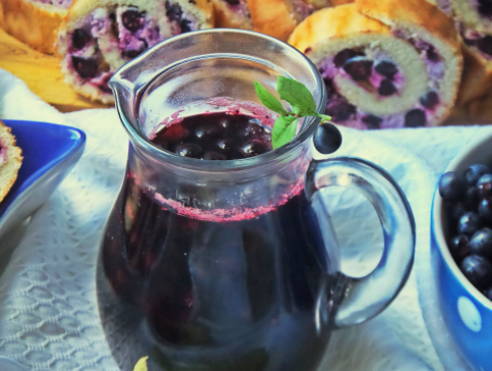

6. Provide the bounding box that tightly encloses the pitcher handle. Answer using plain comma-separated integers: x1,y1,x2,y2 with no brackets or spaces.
304,156,415,328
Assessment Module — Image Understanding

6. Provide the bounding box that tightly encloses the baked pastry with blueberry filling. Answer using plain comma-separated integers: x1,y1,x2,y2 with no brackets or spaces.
1,0,72,54
210,0,251,29
57,0,214,104
433,0,492,103
247,0,341,41
289,1,462,129
0,121,23,204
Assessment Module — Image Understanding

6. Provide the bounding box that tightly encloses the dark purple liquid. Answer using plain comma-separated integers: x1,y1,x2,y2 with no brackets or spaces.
97,112,340,371
152,112,272,160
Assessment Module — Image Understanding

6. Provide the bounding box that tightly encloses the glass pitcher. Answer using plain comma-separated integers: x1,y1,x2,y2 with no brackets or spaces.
97,29,415,371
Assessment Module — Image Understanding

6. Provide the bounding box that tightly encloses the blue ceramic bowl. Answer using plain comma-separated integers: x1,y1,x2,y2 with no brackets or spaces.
431,134,492,371
0,120,85,239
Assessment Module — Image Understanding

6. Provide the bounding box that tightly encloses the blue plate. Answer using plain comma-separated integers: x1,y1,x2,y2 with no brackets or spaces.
0,120,86,238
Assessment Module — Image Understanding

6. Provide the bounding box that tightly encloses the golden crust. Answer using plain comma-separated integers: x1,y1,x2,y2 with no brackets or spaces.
247,0,299,41
457,46,492,104
1,0,66,54
0,121,23,204
356,0,461,50
210,0,251,29
288,4,390,53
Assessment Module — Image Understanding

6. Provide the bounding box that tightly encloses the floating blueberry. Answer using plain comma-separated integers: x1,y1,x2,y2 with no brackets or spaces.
378,79,397,96
216,138,233,152
334,49,364,68
313,123,342,154
439,172,464,201
239,141,269,158
71,56,98,79
458,212,481,235
404,109,427,127
465,164,490,186
194,124,220,140
71,28,92,50
479,198,492,222
175,143,203,158
180,19,192,33
375,61,398,80
425,45,441,62
420,91,439,109
326,102,356,122
122,46,146,59
450,234,470,261
362,115,382,129
477,36,492,56
225,0,240,5
122,9,144,32
469,228,492,258
460,254,492,289
343,57,373,81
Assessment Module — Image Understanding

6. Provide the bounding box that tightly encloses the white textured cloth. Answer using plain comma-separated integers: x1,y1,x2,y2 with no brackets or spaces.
0,69,490,370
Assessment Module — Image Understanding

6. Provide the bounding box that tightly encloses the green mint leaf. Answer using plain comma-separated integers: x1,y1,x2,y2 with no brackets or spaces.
272,115,297,149
254,82,288,115
316,113,332,123
276,76,316,115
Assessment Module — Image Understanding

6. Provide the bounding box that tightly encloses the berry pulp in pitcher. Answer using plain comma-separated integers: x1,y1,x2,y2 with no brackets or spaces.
97,111,340,371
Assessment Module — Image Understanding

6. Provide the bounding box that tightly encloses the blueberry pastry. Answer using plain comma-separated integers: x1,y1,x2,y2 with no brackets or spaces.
210,0,252,29
289,1,462,129
247,0,335,41
57,0,214,104
1,0,71,54
433,0,492,103
0,121,23,203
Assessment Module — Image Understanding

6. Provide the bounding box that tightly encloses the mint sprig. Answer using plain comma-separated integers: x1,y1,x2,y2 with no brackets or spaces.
255,76,331,149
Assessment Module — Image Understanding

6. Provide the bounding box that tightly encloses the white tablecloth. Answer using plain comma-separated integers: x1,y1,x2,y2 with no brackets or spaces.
1,69,490,370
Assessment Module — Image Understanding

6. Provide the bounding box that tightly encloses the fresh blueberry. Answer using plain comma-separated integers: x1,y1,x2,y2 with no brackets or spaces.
465,186,480,210
378,79,397,96
326,102,356,122
71,28,92,50
457,212,481,235
225,0,240,5
449,234,470,261
343,57,373,81
194,124,220,140
477,173,492,197
477,36,492,56
469,228,492,258
420,91,439,109
375,61,398,80
175,143,203,158
334,49,364,68
449,201,467,221
465,164,490,186
362,115,382,129
439,172,464,201
180,19,192,33
425,45,441,62
460,254,492,289
485,287,492,300
479,198,492,222
216,138,233,152
122,9,144,32
313,123,342,154
71,56,98,79
404,109,427,127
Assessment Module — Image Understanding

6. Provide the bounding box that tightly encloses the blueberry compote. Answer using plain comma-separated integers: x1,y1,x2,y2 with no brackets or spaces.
97,111,340,371
152,112,272,159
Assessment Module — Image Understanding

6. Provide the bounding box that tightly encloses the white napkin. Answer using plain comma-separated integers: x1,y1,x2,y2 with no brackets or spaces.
1,68,490,370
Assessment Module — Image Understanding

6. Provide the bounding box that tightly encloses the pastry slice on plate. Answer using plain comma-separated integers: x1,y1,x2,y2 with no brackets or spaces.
0,121,23,203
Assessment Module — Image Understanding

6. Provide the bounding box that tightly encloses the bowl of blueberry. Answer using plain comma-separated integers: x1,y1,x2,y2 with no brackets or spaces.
432,134,492,370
